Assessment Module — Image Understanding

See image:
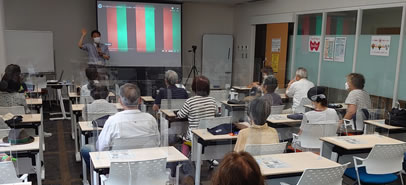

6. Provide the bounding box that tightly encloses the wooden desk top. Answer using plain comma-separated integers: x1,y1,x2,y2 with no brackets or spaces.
141,96,155,102
160,109,177,118
258,152,340,176
364,120,403,130
232,86,251,91
0,137,40,152
72,103,123,112
90,146,188,169
221,101,246,107
26,98,42,105
320,134,405,150
69,92,115,98
267,114,301,124
79,121,102,132
0,114,41,123
192,129,237,141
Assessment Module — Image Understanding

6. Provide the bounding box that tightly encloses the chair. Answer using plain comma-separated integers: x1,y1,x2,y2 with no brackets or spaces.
280,163,349,185
111,134,160,150
295,98,312,114
344,143,406,185
160,99,186,110
292,122,338,152
244,142,287,156
0,106,25,115
342,108,369,135
271,105,285,115
0,161,29,184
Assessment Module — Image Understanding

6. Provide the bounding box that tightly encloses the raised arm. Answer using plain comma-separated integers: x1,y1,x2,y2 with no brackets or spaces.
78,28,87,49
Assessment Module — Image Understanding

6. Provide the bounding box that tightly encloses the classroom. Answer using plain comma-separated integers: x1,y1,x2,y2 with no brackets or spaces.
0,0,405,185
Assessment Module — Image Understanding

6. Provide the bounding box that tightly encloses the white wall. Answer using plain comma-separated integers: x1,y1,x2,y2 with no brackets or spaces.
4,0,98,83
182,3,234,82
0,0,7,73
233,0,406,85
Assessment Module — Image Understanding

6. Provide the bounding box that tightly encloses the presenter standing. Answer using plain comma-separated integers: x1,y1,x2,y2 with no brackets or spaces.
78,29,110,79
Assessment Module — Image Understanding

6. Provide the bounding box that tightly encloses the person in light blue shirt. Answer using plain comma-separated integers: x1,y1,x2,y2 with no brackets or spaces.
78,29,110,66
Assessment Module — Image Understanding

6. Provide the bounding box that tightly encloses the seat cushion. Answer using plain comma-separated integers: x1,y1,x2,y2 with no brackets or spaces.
345,167,398,184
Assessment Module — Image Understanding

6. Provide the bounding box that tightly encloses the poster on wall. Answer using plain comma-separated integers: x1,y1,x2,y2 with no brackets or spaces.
323,37,335,61
370,36,391,56
309,36,321,52
271,54,279,73
272,38,281,52
334,37,347,62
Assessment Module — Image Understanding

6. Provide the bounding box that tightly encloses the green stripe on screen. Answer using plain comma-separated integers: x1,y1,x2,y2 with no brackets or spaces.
145,6,156,52
316,15,322,35
116,5,128,52
172,10,181,52
336,17,343,35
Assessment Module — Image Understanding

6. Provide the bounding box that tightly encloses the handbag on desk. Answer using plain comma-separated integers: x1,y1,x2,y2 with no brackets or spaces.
385,107,406,127
92,115,110,128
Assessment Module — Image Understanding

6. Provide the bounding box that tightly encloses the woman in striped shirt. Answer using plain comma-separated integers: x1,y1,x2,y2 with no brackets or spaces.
177,75,217,140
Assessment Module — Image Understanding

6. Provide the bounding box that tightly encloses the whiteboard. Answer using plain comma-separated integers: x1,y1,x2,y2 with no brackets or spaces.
5,30,54,73
202,34,233,89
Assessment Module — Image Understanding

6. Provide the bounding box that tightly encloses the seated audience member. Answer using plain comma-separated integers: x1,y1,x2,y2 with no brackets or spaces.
153,70,188,111
0,64,28,112
262,76,283,106
234,97,279,152
177,76,217,141
248,66,274,89
286,67,315,113
82,85,118,121
297,86,339,135
211,151,265,185
80,83,160,166
342,73,371,131
80,67,99,104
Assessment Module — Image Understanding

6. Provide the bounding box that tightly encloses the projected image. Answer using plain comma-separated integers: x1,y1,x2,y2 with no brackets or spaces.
97,1,181,67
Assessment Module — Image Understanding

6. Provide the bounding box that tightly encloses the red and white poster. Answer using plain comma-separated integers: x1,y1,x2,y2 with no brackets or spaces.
309,36,321,52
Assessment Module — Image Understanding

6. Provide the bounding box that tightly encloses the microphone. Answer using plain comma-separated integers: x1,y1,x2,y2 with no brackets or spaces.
96,43,100,48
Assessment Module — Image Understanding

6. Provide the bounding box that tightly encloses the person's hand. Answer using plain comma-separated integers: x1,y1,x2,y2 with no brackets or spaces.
97,47,102,52
81,28,87,36
288,78,296,86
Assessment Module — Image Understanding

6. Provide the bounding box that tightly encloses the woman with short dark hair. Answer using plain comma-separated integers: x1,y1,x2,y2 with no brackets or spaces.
211,151,264,185
0,64,28,112
234,97,279,152
177,76,217,140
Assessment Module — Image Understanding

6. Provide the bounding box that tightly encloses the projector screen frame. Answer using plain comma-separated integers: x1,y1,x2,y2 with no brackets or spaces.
95,0,183,68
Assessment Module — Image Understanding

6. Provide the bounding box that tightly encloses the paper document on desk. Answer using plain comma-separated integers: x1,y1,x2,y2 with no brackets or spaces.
256,156,289,169
109,150,135,160
268,115,286,120
336,137,365,144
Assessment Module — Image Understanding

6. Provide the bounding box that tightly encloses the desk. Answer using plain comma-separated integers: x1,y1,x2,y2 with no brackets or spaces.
267,114,301,141
364,120,404,135
79,121,102,184
140,96,155,113
192,129,237,185
320,134,405,162
220,101,246,122
0,137,42,185
89,146,188,185
69,92,116,104
26,98,42,106
71,103,123,161
159,109,187,147
258,152,340,177
267,114,301,125
48,82,72,120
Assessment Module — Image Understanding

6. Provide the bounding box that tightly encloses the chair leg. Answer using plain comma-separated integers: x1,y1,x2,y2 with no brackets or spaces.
400,172,404,185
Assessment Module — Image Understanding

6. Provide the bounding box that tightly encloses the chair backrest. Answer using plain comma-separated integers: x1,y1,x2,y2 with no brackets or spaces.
160,99,186,110
105,161,131,185
296,163,349,185
270,105,285,115
0,106,25,115
111,134,160,150
299,122,338,149
364,143,406,174
80,95,94,105
210,90,228,107
198,116,232,129
367,109,385,120
244,142,287,156
0,161,23,184
295,98,312,114
130,158,168,185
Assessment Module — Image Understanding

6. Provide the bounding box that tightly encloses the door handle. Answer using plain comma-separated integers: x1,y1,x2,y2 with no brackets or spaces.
228,48,230,59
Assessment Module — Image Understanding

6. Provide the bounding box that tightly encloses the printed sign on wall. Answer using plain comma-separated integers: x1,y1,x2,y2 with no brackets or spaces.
309,36,321,52
370,36,391,56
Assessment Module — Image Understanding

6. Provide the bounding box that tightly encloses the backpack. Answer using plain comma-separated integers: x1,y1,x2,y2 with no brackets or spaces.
385,108,406,127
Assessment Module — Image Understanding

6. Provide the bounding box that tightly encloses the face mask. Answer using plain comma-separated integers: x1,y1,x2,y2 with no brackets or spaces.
93,37,101,43
345,82,350,90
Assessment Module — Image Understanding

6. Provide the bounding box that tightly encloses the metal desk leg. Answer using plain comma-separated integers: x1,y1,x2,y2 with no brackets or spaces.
40,107,45,151
81,132,88,184
221,104,226,117
36,153,42,185
195,143,203,185
70,101,75,140
321,141,336,161
74,113,81,162
90,161,99,185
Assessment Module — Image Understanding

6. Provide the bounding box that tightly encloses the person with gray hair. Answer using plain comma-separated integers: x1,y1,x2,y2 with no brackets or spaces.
234,97,279,152
80,83,160,167
153,70,188,111
286,67,315,113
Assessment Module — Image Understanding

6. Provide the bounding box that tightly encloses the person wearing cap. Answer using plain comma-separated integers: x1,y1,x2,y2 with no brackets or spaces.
297,86,339,135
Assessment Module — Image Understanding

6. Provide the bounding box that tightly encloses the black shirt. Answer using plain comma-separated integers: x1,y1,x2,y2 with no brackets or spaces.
154,85,188,105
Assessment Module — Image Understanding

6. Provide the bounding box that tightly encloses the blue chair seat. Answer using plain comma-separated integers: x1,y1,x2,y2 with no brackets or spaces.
345,167,398,184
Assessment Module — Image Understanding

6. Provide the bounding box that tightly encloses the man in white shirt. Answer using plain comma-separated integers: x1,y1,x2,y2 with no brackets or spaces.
285,67,315,113
80,83,160,166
